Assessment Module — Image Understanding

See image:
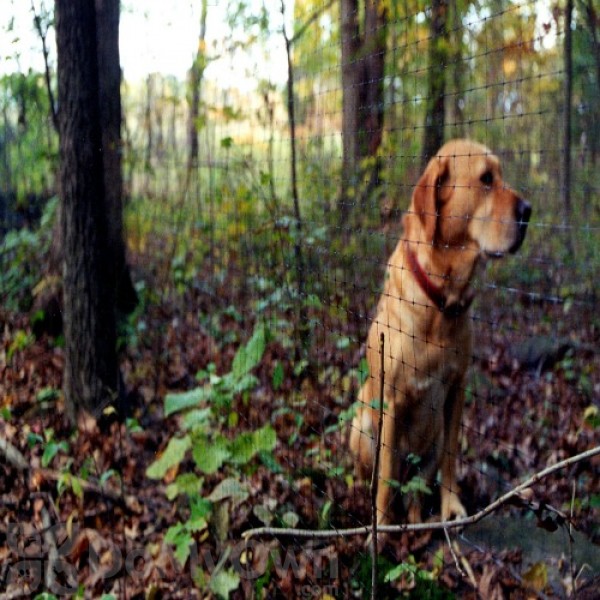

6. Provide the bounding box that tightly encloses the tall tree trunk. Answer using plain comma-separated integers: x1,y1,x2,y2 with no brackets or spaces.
56,0,119,420
584,0,600,163
340,0,387,213
485,0,506,122
450,0,466,138
281,0,309,356
144,74,154,176
96,0,137,314
363,0,386,156
361,0,386,194
563,0,573,220
31,0,58,132
422,0,449,167
188,0,208,172
340,0,360,212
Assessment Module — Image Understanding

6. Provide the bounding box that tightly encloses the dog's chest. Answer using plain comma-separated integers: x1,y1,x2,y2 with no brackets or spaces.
397,324,470,409
376,293,471,406
400,354,463,452
406,354,460,403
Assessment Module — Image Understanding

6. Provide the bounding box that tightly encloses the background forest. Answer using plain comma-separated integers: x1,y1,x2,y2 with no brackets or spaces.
1,0,599,598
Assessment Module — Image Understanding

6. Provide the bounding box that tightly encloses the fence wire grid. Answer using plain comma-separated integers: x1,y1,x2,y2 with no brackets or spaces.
1,0,599,598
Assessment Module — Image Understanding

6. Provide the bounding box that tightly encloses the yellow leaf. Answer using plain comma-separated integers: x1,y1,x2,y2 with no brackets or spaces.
522,562,548,591
66,511,77,538
503,58,517,76
583,405,599,428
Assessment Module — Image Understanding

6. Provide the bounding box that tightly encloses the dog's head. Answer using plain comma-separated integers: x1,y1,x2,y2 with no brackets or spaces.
404,139,531,258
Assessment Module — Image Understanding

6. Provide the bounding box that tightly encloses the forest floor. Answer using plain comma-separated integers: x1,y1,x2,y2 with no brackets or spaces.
1,264,599,599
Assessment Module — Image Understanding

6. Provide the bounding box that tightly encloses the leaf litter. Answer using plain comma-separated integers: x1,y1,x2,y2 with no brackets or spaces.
1,278,598,598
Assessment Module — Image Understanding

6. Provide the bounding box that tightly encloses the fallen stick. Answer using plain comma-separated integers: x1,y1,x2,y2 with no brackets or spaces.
243,445,600,540
0,433,29,470
0,432,138,512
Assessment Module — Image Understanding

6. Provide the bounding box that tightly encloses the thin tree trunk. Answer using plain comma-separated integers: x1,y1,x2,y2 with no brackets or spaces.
31,1,62,283
340,0,387,213
584,0,600,93
281,0,309,356
360,0,387,204
188,0,208,173
450,1,466,137
363,0,386,158
144,74,154,176
422,0,449,167
563,0,573,220
584,0,600,163
31,0,58,132
340,0,361,212
486,0,505,122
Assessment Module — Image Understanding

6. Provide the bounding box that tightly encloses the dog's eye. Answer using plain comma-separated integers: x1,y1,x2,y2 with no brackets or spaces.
480,171,494,186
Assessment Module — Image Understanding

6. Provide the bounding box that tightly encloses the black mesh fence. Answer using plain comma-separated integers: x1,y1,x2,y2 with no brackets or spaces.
1,1,599,597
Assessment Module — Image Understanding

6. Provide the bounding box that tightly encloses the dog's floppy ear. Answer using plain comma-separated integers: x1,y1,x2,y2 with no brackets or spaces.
407,155,449,245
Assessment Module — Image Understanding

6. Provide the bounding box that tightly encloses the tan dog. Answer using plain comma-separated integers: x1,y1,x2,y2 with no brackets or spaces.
349,139,531,525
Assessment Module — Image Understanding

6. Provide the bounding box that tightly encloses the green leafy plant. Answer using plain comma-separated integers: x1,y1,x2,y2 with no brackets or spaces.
582,405,600,430
163,492,212,565
117,279,153,351
0,196,57,312
7,329,35,361
353,551,452,599
192,546,241,600
38,428,69,468
384,554,454,599
146,323,277,596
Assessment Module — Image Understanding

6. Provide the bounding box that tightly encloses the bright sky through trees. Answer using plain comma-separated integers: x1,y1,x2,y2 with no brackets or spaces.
1,0,289,89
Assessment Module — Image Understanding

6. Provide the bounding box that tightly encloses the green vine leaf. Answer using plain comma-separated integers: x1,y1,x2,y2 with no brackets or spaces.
231,324,266,379
146,436,191,480
192,435,231,474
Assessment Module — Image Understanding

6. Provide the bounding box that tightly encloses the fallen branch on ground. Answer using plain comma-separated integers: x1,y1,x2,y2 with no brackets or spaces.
0,433,29,470
243,445,600,540
0,431,139,512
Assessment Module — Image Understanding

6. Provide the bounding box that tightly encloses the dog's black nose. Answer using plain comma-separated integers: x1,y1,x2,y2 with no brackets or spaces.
510,198,531,253
516,198,532,225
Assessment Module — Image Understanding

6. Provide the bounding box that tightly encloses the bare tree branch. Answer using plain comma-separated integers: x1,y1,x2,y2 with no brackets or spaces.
0,433,28,470
30,0,58,131
243,445,600,540
289,0,336,46
444,528,465,577
280,0,309,356
0,431,138,512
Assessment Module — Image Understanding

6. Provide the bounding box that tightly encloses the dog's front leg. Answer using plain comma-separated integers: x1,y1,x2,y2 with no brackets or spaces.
441,380,467,522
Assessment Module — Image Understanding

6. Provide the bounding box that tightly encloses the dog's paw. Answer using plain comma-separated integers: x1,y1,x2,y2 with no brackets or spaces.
441,493,467,522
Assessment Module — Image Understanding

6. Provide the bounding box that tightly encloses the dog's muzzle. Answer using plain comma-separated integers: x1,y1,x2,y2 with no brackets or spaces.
509,198,532,254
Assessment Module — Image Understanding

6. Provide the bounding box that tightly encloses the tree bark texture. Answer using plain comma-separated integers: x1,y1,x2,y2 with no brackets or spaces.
422,0,449,167
56,0,119,419
450,1,466,138
563,0,573,219
340,0,387,212
188,0,208,171
340,0,360,208
96,0,137,313
583,0,600,163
